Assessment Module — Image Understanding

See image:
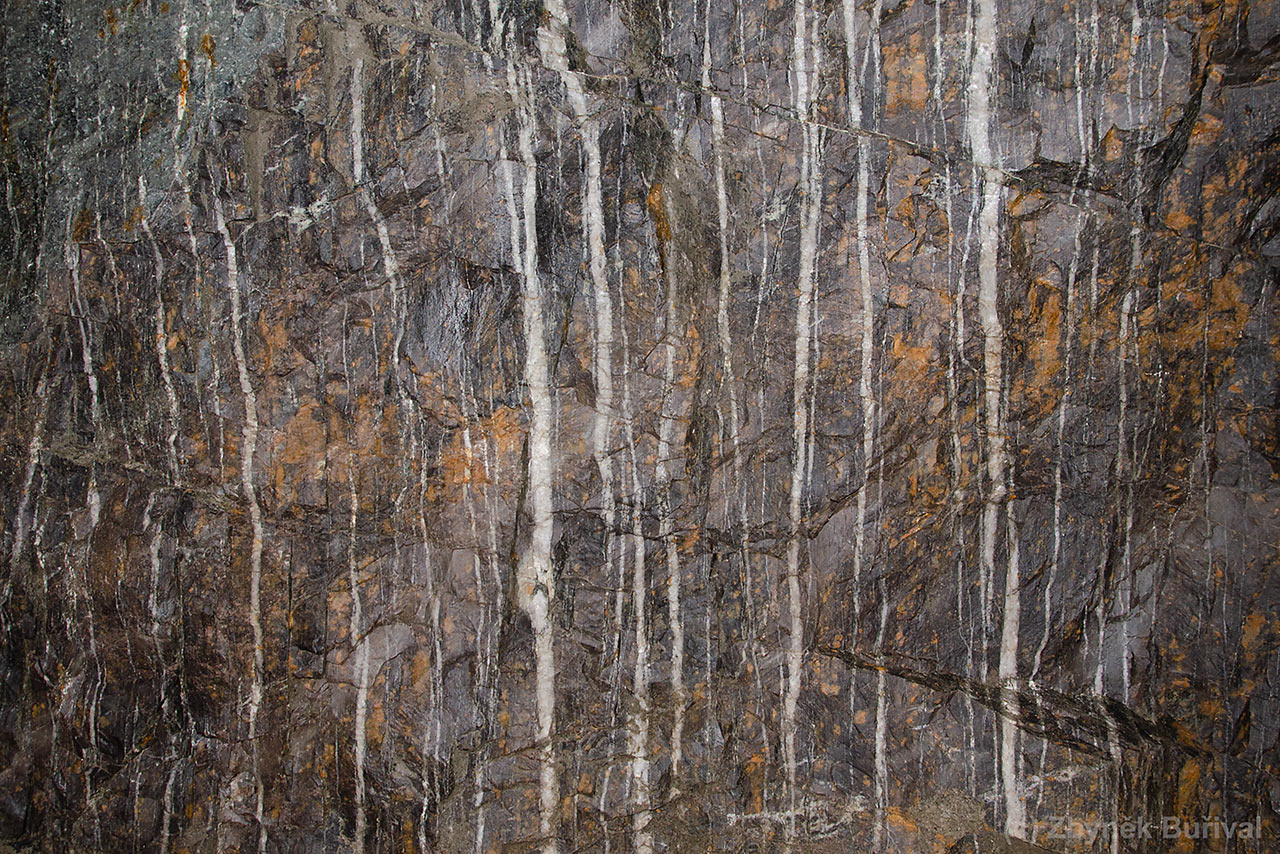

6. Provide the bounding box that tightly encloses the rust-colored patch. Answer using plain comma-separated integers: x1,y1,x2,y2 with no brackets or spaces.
814,654,843,697
890,333,931,385
1008,188,1048,217
437,405,523,496
1164,207,1196,232
279,402,326,466
742,752,766,813
122,205,143,233
200,33,217,66
175,58,190,114
883,34,929,115
886,805,919,833
1025,279,1064,410
72,207,95,242
1174,759,1201,815
647,181,671,243
1102,127,1124,161
1242,612,1267,660
257,321,291,374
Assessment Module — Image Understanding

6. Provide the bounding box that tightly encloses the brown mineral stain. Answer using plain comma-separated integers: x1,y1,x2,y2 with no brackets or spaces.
1102,127,1124,161
677,326,703,389
884,36,929,115
815,655,842,696
279,402,326,466
1025,282,1063,408
408,649,432,690
1203,173,1234,237
1164,208,1196,232
176,58,190,111
1008,188,1047,217
72,208,95,242
201,33,217,65
257,321,292,374
742,753,765,813
437,405,521,494
1207,265,1250,350
123,205,143,233
647,181,671,243
1193,111,1224,143
887,806,919,833
365,700,386,747
1198,698,1223,718
1242,612,1266,658
1175,759,1201,814
891,333,931,385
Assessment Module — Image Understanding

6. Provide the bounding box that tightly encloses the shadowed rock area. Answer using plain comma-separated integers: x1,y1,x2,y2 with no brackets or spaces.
0,0,1277,850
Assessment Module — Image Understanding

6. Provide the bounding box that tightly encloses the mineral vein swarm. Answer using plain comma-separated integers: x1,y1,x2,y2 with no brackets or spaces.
0,0,1277,850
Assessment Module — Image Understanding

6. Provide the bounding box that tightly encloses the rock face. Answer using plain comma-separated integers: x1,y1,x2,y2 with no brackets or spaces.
1,0,1277,849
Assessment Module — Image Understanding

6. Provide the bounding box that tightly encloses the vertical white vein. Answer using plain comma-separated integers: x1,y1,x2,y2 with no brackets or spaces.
5,369,48,610
350,54,405,374
785,0,822,845
533,6,640,843
183,146,223,481
704,1,739,501
623,370,652,803
67,235,102,528
702,0,740,798
872,578,890,852
458,391,492,854
144,493,166,674
503,57,559,853
1036,214,1084,681
139,175,182,483
966,0,1023,835
1118,61,1146,711
412,405,442,851
742,9,774,753
1088,237,1108,704
843,1,889,844
65,231,104,798
344,55,385,854
340,312,370,854
629,448,653,854
843,0,878,640
654,187,681,830
478,425,507,854
160,762,178,854
213,196,267,854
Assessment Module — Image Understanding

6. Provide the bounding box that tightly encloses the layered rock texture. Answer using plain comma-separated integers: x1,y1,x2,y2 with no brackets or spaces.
1,0,1278,849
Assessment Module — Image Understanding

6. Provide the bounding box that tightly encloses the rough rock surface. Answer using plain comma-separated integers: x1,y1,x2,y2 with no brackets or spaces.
0,0,1277,850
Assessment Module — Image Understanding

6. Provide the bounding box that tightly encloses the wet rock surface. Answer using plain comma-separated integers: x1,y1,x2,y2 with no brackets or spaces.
0,0,1277,850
